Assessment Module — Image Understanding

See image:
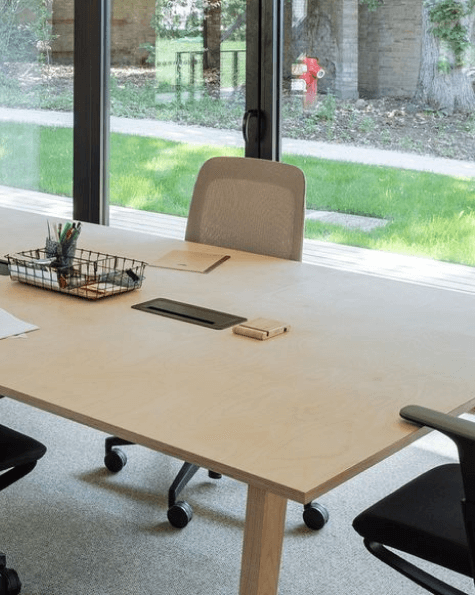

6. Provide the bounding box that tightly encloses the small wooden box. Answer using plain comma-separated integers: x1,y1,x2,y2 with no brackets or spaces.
232,318,290,341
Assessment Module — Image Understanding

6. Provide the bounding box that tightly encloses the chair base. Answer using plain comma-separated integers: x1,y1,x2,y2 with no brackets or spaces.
364,540,470,595
0,553,21,595
104,436,330,530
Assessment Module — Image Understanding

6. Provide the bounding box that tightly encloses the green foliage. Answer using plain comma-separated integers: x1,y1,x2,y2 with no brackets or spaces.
427,0,473,68
359,116,376,132
152,0,245,41
151,0,201,39
359,0,474,70
0,0,53,66
221,0,246,41
315,94,336,122
358,0,384,11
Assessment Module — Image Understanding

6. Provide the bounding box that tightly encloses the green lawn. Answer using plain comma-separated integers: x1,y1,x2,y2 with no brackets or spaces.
1,121,475,266
286,154,475,264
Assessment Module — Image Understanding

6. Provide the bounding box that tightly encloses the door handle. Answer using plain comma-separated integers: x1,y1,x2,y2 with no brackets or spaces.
242,109,265,144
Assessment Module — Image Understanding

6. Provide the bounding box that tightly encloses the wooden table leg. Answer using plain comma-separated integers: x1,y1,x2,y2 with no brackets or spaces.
239,484,287,595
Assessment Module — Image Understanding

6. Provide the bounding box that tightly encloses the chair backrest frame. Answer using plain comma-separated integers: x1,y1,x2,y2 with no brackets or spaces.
185,156,306,262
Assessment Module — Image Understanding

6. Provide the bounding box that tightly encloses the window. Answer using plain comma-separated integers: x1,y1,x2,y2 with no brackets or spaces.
0,0,73,219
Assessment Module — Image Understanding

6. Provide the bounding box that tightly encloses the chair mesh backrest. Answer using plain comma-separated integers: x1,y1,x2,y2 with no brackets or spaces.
185,157,306,262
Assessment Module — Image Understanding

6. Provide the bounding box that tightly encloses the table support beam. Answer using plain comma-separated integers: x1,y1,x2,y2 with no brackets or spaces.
240,485,287,595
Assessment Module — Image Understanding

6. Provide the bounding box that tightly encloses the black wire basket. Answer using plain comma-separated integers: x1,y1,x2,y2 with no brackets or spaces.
6,248,146,300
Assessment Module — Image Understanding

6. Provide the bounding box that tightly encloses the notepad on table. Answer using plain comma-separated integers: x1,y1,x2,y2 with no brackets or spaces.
152,250,230,273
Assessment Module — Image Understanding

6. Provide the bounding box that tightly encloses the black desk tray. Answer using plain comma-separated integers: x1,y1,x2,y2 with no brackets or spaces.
132,298,246,330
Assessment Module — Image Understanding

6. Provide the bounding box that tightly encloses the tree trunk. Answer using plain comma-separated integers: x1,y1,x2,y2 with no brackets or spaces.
203,0,221,99
414,2,475,114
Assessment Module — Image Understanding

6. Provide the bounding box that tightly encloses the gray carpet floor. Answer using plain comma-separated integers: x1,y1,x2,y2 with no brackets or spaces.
1,396,473,595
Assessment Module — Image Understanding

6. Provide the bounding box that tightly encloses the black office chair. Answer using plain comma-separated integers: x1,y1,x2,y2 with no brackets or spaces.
353,405,475,595
0,421,47,594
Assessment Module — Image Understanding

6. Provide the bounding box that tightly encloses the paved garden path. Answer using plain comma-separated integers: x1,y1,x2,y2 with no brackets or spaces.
0,107,473,179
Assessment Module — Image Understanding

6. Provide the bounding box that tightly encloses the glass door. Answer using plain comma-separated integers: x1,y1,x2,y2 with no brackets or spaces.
107,0,252,229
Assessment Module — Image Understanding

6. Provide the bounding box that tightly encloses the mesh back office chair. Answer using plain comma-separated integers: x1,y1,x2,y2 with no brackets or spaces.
0,422,46,594
104,156,327,529
353,405,475,595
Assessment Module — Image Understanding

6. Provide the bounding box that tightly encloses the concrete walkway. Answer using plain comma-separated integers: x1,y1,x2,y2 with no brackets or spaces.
0,107,473,178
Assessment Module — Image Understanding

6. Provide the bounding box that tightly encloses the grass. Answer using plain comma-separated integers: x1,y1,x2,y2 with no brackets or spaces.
287,153,475,264
1,121,475,266
154,38,246,91
110,134,241,216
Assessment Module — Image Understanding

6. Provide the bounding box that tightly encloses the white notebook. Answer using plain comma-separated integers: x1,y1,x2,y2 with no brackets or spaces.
152,250,230,273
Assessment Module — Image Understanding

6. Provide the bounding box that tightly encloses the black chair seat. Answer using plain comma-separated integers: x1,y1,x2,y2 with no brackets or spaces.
353,463,472,577
0,424,46,471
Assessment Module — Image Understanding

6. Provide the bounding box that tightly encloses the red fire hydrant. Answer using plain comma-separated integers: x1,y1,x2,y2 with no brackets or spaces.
300,57,325,110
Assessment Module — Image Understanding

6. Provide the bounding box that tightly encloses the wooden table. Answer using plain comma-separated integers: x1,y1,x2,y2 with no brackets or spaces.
1,206,475,595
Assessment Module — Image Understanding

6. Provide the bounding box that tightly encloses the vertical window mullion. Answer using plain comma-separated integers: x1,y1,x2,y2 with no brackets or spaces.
73,0,110,225
245,0,282,161
261,0,282,160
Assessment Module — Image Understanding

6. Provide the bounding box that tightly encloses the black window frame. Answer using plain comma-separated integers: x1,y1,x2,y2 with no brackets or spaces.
73,0,110,225
72,0,282,224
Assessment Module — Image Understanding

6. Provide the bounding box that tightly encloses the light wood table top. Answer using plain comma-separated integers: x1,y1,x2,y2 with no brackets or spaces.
1,206,475,595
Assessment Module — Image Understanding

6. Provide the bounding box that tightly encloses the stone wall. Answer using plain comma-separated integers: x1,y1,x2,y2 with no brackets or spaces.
358,0,422,98
51,0,156,65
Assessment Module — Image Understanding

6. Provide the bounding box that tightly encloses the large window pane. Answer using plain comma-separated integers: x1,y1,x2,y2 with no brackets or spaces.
109,0,246,230
282,0,475,267
0,0,73,219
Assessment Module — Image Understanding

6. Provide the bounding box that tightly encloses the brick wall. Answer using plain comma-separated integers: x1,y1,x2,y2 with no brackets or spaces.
52,0,156,65
111,0,155,65
51,0,73,63
358,0,422,98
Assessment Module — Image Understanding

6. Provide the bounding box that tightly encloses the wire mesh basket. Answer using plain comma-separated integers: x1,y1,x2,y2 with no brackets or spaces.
6,248,146,300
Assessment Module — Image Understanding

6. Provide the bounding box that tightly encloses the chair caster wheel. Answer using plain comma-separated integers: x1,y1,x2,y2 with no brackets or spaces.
303,502,329,530
0,567,21,595
167,501,193,529
208,470,222,479
104,448,127,472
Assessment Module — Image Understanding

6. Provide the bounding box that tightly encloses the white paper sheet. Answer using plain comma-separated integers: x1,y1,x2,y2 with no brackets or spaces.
0,307,38,340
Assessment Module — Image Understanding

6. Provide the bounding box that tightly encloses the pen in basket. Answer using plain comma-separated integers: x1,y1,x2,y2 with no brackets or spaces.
46,220,82,268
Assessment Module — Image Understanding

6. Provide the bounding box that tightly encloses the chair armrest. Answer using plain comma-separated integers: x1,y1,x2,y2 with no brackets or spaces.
400,405,475,444
401,405,475,499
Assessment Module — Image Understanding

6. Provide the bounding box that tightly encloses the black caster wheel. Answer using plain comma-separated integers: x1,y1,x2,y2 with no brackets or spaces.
208,470,222,479
303,502,329,530
167,501,193,529
104,448,127,472
0,567,21,595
